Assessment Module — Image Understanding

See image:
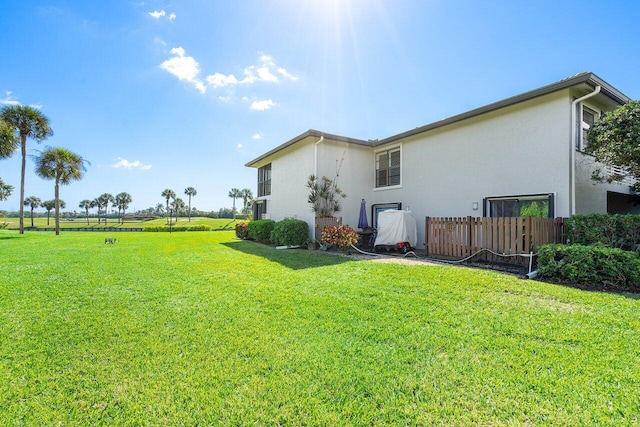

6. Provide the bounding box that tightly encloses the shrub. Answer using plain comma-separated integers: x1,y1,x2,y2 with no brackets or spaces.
271,219,309,246
567,214,640,251
537,243,640,292
235,222,249,239
321,225,359,251
247,219,276,244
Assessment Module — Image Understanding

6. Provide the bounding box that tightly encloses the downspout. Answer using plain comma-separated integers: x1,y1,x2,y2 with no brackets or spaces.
570,85,601,215
313,136,324,177
313,136,324,240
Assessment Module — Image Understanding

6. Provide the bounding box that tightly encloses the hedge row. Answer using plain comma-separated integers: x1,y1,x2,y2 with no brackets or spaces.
537,244,640,292
143,225,212,232
566,214,640,251
240,218,310,246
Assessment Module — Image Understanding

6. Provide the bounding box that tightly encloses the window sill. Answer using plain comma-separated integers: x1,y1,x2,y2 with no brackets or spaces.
374,184,402,192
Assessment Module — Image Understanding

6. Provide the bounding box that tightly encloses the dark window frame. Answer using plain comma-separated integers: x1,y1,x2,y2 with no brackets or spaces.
257,163,271,197
482,193,555,218
375,147,401,188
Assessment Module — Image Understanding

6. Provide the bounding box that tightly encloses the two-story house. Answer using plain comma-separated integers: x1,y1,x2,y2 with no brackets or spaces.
245,72,639,249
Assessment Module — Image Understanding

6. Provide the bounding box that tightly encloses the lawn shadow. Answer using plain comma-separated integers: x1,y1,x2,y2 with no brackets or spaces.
222,240,354,270
0,232,21,240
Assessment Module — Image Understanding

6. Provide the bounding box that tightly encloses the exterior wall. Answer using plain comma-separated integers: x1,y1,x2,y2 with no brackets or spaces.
369,91,572,248
254,138,315,227
575,152,639,214
315,140,373,234
254,137,372,238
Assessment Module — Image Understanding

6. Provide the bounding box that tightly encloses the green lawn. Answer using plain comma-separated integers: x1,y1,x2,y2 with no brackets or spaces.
1,231,638,425
1,216,239,230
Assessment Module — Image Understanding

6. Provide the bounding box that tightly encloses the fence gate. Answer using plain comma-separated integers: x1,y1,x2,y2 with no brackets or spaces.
314,217,342,239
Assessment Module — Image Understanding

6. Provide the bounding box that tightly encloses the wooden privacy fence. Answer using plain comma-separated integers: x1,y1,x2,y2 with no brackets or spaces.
314,216,342,238
425,216,567,265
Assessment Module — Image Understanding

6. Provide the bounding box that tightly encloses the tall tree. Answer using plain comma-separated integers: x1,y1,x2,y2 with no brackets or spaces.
171,197,185,223
240,188,253,215
1,105,53,234
115,192,132,224
586,100,640,191
161,189,176,223
0,119,18,201
23,196,41,227
228,188,241,214
43,199,65,226
91,198,103,224
155,203,164,216
98,193,114,225
184,187,197,222
33,147,86,235
79,199,92,225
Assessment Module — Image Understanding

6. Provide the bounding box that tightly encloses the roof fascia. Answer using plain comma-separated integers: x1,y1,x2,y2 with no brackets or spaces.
244,129,372,167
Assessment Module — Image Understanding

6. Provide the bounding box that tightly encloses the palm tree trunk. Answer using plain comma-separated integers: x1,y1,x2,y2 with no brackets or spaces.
188,196,191,222
54,181,60,235
86,209,89,225
19,136,26,234
30,208,34,227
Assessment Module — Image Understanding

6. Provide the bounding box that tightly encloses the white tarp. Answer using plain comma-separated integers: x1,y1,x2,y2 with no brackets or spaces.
374,210,417,247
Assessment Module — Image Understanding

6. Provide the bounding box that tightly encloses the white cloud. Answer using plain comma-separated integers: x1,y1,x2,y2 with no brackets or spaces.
277,67,299,81
205,53,298,89
237,143,243,149
206,73,239,88
168,12,176,21
160,47,206,93
250,99,276,111
218,96,231,103
252,133,261,140
149,10,165,18
110,158,152,170
0,91,20,106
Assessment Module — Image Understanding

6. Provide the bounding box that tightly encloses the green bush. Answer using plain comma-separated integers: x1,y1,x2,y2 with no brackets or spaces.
235,222,249,239
247,219,275,244
567,214,640,251
143,225,211,232
271,219,309,246
538,243,640,292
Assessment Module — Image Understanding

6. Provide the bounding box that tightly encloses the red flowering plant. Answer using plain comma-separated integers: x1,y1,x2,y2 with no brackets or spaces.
321,225,359,252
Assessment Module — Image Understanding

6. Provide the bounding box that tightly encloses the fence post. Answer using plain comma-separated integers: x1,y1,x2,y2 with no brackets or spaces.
425,217,430,256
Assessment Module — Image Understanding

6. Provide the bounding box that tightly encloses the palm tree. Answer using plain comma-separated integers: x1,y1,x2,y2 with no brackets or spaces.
115,192,132,224
0,178,13,201
240,188,254,216
161,189,176,223
184,187,197,222
155,203,164,216
1,105,53,234
228,188,241,215
43,199,65,225
0,120,17,201
91,198,103,224
79,199,92,225
33,147,87,235
171,197,185,223
23,196,41,227
98,193,114,225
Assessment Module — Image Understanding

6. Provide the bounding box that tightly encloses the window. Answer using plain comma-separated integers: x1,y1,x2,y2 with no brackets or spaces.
257,164,271,197
581,106,596,150
483,194,554,218
371,202,402,229
375,147,401,188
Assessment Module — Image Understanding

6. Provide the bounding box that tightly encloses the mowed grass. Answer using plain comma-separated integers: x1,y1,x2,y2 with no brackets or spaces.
1,216,239,230
0,231,639,425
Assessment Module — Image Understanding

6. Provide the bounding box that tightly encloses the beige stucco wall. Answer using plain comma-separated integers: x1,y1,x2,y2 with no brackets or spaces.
369,90,572,248
255,136,372,238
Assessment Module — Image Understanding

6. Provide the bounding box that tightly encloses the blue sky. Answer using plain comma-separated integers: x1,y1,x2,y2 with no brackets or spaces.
1,0,639,214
